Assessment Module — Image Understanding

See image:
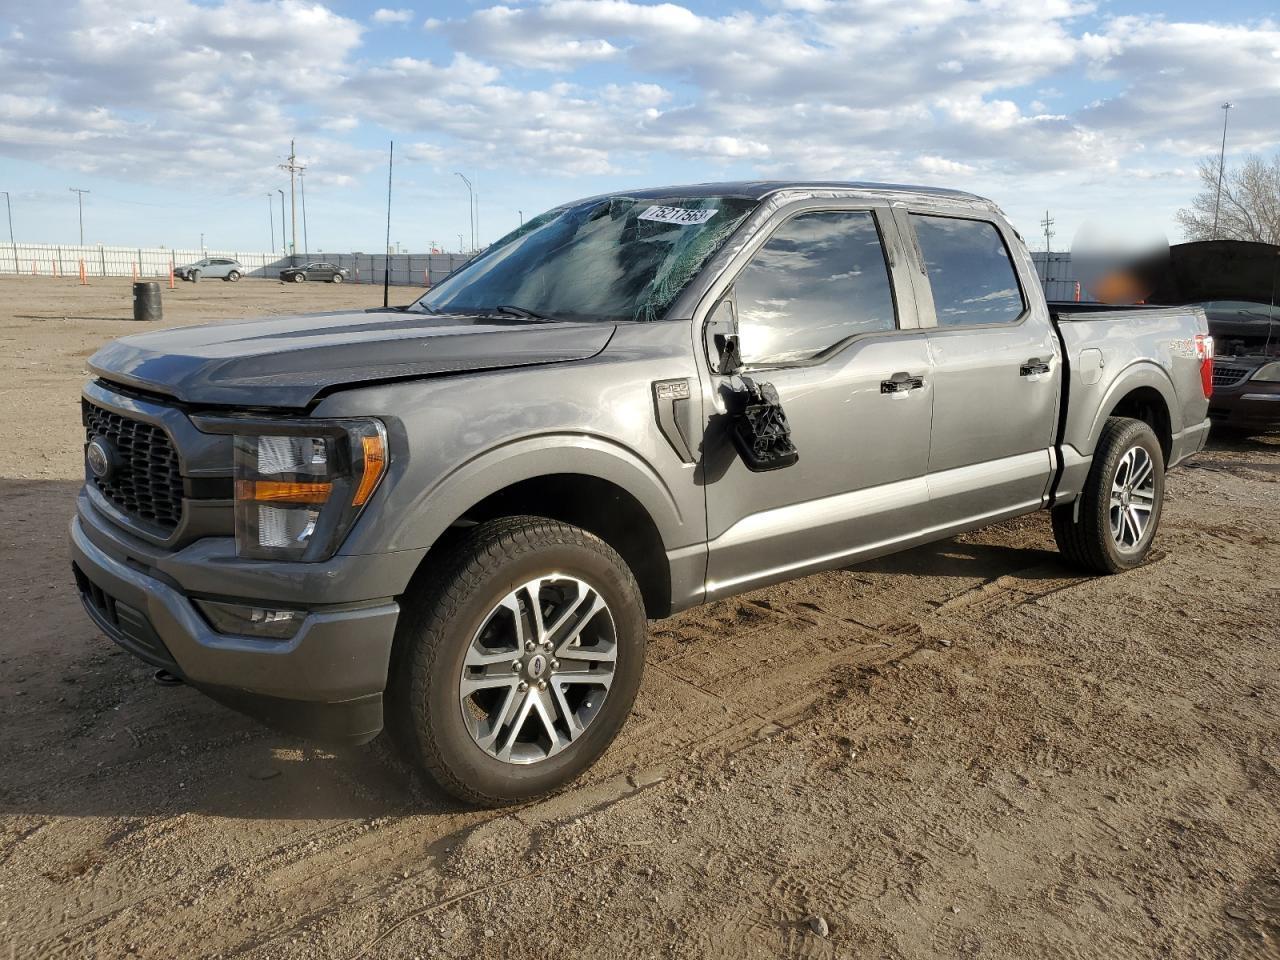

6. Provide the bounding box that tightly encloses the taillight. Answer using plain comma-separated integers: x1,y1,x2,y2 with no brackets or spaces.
1196,334,1214,398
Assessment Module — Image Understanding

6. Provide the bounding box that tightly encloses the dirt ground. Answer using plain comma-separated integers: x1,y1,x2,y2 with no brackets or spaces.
0,275,1276,959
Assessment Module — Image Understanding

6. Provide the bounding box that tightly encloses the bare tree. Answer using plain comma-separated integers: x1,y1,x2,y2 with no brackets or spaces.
1175,153,1280,244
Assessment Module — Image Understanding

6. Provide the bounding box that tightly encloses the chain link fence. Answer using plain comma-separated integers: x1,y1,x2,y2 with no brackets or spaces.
0,242,474,286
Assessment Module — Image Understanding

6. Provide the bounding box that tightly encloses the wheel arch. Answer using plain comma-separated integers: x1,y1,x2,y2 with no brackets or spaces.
390,437,688,619
1085,362,1179,464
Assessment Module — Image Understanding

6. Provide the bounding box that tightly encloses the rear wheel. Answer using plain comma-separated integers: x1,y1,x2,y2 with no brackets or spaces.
1052,416,1165,574
227,270,241,282
331,274,344,284
387,516,646,806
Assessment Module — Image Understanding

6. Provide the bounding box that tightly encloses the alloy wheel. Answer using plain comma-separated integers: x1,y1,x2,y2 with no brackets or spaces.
458,575,617,765
1109,445,1156,551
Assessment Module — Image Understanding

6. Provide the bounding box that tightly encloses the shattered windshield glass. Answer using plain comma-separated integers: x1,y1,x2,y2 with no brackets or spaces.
410,195,757,323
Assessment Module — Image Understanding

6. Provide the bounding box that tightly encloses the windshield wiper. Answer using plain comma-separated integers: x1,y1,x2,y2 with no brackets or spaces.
489,304,563,323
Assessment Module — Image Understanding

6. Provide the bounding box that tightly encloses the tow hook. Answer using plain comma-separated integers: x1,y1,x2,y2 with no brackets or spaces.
153,669,184,687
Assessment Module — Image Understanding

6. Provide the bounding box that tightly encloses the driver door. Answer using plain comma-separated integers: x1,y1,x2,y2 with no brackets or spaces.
700,203,934,598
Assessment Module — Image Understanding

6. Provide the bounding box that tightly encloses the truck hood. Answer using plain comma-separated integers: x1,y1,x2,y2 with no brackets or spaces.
89,309,617,408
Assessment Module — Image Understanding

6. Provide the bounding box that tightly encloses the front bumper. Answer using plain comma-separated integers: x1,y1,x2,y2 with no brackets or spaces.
1210,379,1280,430
70,505,404,745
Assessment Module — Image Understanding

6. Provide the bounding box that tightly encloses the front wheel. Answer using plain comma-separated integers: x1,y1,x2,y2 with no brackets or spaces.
293,273,305,283
1052,416,1165,574
188,270,200,283
387,516,646,806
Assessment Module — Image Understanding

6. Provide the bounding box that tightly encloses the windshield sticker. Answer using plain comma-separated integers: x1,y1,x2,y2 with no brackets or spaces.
638,205,718,226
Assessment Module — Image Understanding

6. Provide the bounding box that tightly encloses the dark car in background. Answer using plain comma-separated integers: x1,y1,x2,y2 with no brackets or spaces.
1148,241,1280,434
1204,301,1280,432
280,261,349,284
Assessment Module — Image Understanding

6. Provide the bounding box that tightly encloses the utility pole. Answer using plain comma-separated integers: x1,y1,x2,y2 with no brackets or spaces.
1040,210,1055,283
278,140,305,258
69,187,89,245
2,191,16,274
518,209,523,228
1212,102,1234,240
300,171,309,257
277,189,286,260
454,172,474,251
458,233,464,252
200,232,205,254
267,193,275,252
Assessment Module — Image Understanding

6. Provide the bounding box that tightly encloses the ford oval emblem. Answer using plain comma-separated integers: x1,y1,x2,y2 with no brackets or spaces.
86,436,115,481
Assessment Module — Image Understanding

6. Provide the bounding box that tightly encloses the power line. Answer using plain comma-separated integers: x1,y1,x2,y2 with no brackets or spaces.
69,187,90,244
278,140,305,258
1040,210,1055,282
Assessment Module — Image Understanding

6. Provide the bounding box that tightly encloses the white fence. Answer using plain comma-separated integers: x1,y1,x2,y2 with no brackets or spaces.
0,242,476,287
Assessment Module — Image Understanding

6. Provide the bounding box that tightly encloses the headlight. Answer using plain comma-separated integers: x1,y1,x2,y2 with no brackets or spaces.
231,419,387,561
1250,362,1280,382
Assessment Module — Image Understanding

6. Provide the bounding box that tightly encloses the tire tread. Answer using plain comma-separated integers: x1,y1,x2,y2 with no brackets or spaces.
1052,416,1163,575
390,516,642,806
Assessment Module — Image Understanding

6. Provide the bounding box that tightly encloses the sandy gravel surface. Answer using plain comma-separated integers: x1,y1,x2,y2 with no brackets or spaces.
0,276,1276,958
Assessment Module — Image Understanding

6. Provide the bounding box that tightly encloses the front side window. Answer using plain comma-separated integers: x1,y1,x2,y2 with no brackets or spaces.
734,210,897,365
911,215,1025,327
411,195,757,323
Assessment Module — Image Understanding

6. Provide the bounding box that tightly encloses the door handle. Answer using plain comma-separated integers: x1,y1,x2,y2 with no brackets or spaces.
881,372,925,395
1020,358,1051,377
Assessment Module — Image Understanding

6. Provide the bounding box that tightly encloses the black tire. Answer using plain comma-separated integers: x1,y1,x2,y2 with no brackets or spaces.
227,270,241,282
189,270,200,283
1052,416,1165,574
388,516,647,806
293,273,305,283
331,274,344,284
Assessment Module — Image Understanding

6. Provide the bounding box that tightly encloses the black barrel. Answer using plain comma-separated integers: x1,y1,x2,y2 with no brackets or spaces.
132,281,163,322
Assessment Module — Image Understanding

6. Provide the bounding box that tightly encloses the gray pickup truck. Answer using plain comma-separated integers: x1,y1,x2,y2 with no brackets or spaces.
71,181,1213,805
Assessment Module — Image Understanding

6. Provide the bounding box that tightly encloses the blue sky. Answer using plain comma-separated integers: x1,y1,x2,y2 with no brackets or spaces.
2,0,1277,255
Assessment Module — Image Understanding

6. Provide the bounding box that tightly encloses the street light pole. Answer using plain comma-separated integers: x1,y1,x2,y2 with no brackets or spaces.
1212,101,1233,240
267,193,275,252
300,171,309,257
277,189,286,261
69,187,89,245
454,172,474,251
1,191,16,275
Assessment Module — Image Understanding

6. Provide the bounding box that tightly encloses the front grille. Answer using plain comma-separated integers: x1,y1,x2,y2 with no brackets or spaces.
83,400,184,531
1211,364,1251,388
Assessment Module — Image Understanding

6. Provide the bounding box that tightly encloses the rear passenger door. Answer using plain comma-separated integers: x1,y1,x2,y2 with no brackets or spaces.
701,203,935,597
898,210,1061,522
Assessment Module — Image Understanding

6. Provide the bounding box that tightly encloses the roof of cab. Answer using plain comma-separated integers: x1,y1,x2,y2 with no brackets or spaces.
599,180,988,203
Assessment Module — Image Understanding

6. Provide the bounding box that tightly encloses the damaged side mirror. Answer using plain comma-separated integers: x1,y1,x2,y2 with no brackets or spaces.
704,290,799,472
722,376,799,472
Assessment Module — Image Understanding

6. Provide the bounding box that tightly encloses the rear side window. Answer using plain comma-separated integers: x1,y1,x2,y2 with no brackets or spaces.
734,210,897,365
910,215,1025,326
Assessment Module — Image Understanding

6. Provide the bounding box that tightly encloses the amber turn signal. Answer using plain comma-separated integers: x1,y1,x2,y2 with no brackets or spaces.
234,479,334,504
352,434,386,506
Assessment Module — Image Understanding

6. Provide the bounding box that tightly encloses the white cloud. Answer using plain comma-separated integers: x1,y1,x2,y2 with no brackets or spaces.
371,8,413,25
0,0,1277,242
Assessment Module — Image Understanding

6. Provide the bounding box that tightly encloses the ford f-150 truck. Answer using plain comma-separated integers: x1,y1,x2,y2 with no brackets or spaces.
71,181,1213,805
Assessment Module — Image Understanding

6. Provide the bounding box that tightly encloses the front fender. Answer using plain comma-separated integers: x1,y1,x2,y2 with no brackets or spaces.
366,432,688,557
